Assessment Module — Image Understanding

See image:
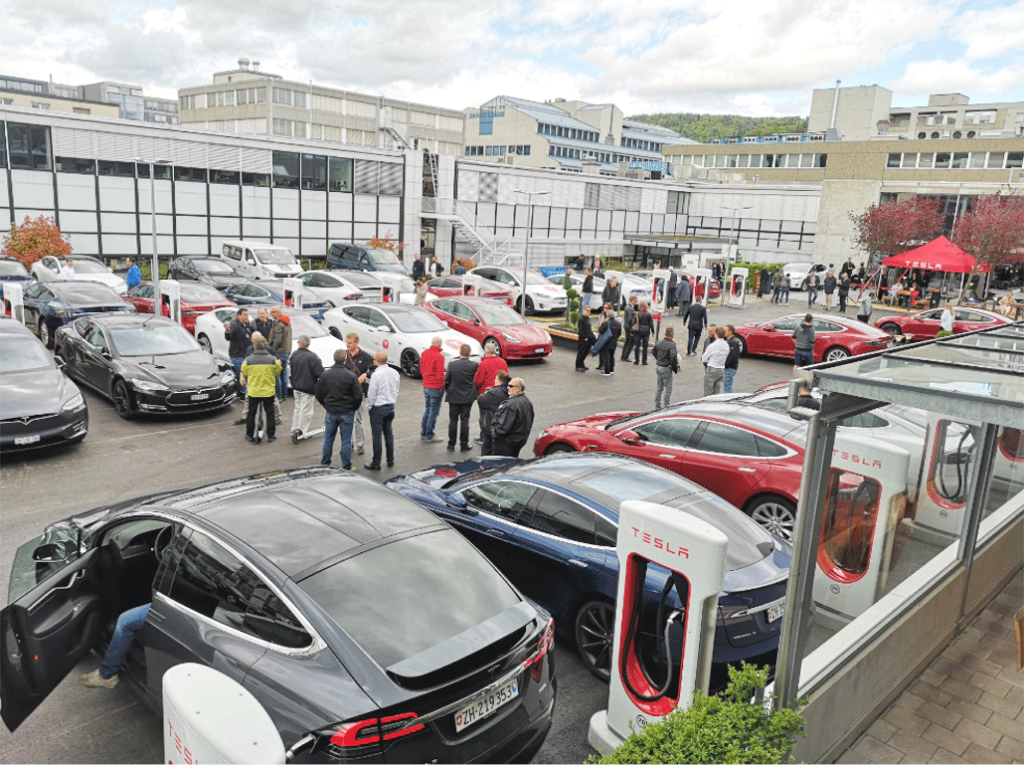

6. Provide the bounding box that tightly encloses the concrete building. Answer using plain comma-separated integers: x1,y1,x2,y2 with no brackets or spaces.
79,82,179,125
177,60,464,156
809,84,1024,141
0,85,119,120
0,74,177,124
462,96,694,175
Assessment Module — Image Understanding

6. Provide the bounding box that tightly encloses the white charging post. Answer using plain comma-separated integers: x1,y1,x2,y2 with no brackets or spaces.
728,266,749,308
691,268,713,307
163,663,285,764
5,282,25,324
589,500,728,754
282,277,304,311
160,279,182,325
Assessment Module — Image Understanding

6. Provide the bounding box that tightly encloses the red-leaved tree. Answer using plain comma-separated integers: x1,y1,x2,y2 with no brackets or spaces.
2,215,72,268
951,194,1024,272
850,197,944,259
367,233,404,254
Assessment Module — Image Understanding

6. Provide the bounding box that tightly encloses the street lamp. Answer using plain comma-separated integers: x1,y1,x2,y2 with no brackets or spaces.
511,189,550,315
721,204,754,268
134,157,172,315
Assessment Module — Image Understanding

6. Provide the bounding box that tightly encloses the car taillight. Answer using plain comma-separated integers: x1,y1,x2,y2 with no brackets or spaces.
866,338,889,346
344,293,361,300
327,712,424,750
524,618,554,681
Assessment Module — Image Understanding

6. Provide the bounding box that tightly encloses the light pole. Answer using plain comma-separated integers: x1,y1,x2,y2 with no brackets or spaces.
134,157,172,313
721,204,754,268
511,189,550,315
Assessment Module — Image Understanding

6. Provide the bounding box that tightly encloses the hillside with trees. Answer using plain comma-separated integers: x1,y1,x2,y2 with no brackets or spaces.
628,113,808,143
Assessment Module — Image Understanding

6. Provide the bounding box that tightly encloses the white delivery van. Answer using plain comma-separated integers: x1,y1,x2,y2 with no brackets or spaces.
221,240,303,281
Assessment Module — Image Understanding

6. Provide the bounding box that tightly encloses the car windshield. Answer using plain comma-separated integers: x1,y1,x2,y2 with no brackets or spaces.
524,270,549,285
343,272,382,288
58,283,122,303
300,529,520,668
287,312,329,338
367,248,403,266
195,260,235,274
0,261,29,277
473,301,525,326
390,309,447,333
69,260,109,274
179,284,228,303
110,325,201,356
253,248,296,265
1,333,53,372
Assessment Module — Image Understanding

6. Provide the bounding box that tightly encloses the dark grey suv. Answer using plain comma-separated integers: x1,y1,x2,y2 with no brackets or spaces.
1,469,556,762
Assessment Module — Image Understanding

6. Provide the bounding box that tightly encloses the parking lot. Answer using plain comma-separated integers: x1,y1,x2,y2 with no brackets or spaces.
0,295,900,763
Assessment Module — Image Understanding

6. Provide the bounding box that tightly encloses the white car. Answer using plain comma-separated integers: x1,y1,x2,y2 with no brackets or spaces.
468,266,567,315
193,305,344,377
547,272,605,310
321,303,483,378
32,255,128,294
298,270,366,306
781,262,827,291
602,270,654,308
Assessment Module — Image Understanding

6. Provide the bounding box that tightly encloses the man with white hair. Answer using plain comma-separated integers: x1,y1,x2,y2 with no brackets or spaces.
363,351,400,471
289,335,323,438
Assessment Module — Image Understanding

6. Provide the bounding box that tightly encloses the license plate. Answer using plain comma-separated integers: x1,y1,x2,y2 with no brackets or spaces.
15,435,41,445
190,393,210,401
535,347,545,353
454,680,519,732
767,603,785,623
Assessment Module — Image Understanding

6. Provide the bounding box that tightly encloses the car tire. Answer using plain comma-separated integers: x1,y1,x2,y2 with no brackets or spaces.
112,380,135,420
746,495,796,541
879,322,901,335
39,320,54,349
575,599,615,683
544,442,576,456
197,333,212,354
824,346,851,362
735,334,748,356
517,296,534,316
483,336,502,357
400,349,421,379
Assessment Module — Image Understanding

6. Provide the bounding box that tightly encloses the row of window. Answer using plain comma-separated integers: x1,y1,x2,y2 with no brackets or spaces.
181,88,268,111
52,156,273,186
465,145,532,156
621,136,661,152
1,78,45,93
886,151,1024,170
550,145,582,159
536,122,600,143
682,153,829,169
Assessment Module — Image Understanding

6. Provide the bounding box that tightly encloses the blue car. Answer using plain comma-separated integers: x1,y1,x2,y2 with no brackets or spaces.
0,256,32,309
21,280,132,349
386,453,791,684
222,281,330,320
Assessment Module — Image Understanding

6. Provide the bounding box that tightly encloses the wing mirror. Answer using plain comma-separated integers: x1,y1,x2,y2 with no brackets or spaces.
446,494,477,515
33,541,72,563
763,325,776,332
617,430,645,446
101,349,113,360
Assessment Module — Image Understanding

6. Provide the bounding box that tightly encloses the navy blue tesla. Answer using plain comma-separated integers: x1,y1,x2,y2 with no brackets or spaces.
222,281,330,320
21,280,132,349
387,453,791,683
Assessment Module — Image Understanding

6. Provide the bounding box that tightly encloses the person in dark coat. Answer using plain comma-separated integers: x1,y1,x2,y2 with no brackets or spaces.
667,268,678,310
837,274,851,313
823,270,837,311
252,307,273,339
444,344,478,452
477,371,510,457
288,334,324,437
601,276,622,309
315,349,363,470
759,266,771,298
621,296,638,361
675,275,692,316
581,269,595,306
490,377,534,457
411,253,425,280
600,310,622,376
632,301,654,365
576,305,595,372
575,255,585,272
683,301,708,356
224,308,252,396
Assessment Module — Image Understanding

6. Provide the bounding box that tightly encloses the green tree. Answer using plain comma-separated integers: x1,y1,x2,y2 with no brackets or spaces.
628,114,808,143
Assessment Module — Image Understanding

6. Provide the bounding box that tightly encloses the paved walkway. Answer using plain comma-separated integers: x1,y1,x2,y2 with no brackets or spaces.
838,573,1023,764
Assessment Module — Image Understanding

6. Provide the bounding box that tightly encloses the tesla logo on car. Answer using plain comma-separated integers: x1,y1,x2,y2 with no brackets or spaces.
382,339,389,349
630,527,689,558
833,449,883,468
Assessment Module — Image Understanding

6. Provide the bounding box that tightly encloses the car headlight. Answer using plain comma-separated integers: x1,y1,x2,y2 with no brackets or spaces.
131,377,167,392
61,392,85,412
220,370,236,386
501,332,518,342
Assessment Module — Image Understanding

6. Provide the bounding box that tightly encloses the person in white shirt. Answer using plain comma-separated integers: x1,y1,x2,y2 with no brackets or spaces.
363,351,401,470
939,303,954,336
701,327,729,396
60,259,76,279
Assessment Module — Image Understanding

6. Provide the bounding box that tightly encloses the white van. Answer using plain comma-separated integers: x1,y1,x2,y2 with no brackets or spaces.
221,240,303,281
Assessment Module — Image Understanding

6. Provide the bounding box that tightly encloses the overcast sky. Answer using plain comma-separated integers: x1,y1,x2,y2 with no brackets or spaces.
3,0,1022,116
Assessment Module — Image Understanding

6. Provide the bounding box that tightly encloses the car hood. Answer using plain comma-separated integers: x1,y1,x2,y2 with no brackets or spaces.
550,411,643,431
496,323,551,344
434,330,484,357
1,367,78,419
307,334,346,368
204,273,248,289
74,273,128,293
127,351,227,389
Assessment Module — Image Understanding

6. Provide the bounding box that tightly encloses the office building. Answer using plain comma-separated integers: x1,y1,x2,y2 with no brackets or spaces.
1,74,178,124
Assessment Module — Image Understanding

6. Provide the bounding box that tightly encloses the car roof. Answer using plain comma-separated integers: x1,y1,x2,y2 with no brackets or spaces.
84,314,181,329
658,400,807,443
151,469,445,578
0,318,37,337
49,281,122,300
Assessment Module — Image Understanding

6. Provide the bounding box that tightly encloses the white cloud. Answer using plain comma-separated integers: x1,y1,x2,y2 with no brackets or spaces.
952,1,1024,61
892,59,1024,102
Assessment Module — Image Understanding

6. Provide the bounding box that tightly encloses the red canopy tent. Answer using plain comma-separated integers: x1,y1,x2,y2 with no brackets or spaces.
882,236,990,273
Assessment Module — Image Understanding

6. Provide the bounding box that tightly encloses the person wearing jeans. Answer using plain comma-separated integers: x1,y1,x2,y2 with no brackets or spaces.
321,411,355,468
79,604,151,688
652,327,678,410
268,306,291,401
316,348,363,470
723,325,742,394
792,314,816,369
364,351,400,470
419,337,446,442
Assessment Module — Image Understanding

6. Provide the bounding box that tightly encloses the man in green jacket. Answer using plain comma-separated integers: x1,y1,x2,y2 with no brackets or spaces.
240,337,282,443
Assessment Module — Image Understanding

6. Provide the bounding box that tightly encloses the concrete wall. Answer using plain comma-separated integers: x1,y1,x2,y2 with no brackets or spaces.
809,86,893,140
0,93,118,118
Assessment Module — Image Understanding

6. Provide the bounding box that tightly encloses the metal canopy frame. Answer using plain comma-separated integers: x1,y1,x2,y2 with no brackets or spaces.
774,322,1024,710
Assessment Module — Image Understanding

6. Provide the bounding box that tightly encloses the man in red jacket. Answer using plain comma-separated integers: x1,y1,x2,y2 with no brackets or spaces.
419,336,446,443
473,341,508,444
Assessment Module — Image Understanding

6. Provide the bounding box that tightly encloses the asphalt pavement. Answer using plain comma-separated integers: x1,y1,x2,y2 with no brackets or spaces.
0,289,903,763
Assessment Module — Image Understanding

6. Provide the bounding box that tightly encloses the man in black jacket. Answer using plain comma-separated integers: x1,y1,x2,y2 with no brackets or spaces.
576,305,595,371
600,309,622,376
724,325,742,393
289,335,324,438
345,333,374,456
411,253,425,280
837,274,851,313
667,268,678,310
683,301,708,356
477,370,510,456
223,308,252,396
652,326,678,409
315,349,363,470
632,302,654,365
822,270,837,311
601,276,621,310
491,377,534,457
581,269,594,306
621,296,638,361
444,344,478,452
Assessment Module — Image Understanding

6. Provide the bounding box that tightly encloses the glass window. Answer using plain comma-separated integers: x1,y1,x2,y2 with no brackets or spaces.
820,470,883,579
934,152,951,169
174,166,207,183
694,422,761,456
0,123,5,168
522,490,597,545
301,154,327,191
986,152,1005,169
887,153,902,169
7,525,81,602
56,156,95,174
595,514,617,547
1007,152,1024,169
633,418,700,448
245,585,311,648
272,151,299,188
327,157,352,192
7,123,51,170
462,480,537,522
968,153,986,169
952,153,969,169
138,163,172,180
242,172,270,187
917,153,933,169
167,531,261,632
98,160,135,177
210,169,239,185
749,154,762,168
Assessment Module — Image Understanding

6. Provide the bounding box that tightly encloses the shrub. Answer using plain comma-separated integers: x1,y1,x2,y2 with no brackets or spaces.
590,664,806,765
2,215,72,268
569,310,580,329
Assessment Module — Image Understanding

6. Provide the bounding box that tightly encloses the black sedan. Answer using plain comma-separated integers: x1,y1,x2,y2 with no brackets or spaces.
54,315,237,419
223,281,331,320
21,280,133,348
1,468,556,764
167,255,249,292
0,318,88,450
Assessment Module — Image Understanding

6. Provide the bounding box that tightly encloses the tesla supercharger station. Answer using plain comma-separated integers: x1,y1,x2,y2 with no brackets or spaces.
160,279,182,325
374,272,407,303
729,267,748,308
5,281,25,324
282,277,304,311
589,500,728,754
812,434,913,628
163,663,285,764
690,268,713,308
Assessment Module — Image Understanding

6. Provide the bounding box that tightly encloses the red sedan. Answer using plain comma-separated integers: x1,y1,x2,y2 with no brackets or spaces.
733,313,893,363
534,401,806,539
123,282,235,334
423,296,553,360
682,272,721,299
874,306,1011,342
426,276,514,306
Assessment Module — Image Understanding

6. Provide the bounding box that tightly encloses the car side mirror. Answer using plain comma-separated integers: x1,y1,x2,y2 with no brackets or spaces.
33,541,72,563
54,355,66,368
101,349,112,360
446,495,477,515
763,325,776,332
617,430,645,446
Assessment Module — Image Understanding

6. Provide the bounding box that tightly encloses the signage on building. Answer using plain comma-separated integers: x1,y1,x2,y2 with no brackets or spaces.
469,108,505,120
628,161,668,172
